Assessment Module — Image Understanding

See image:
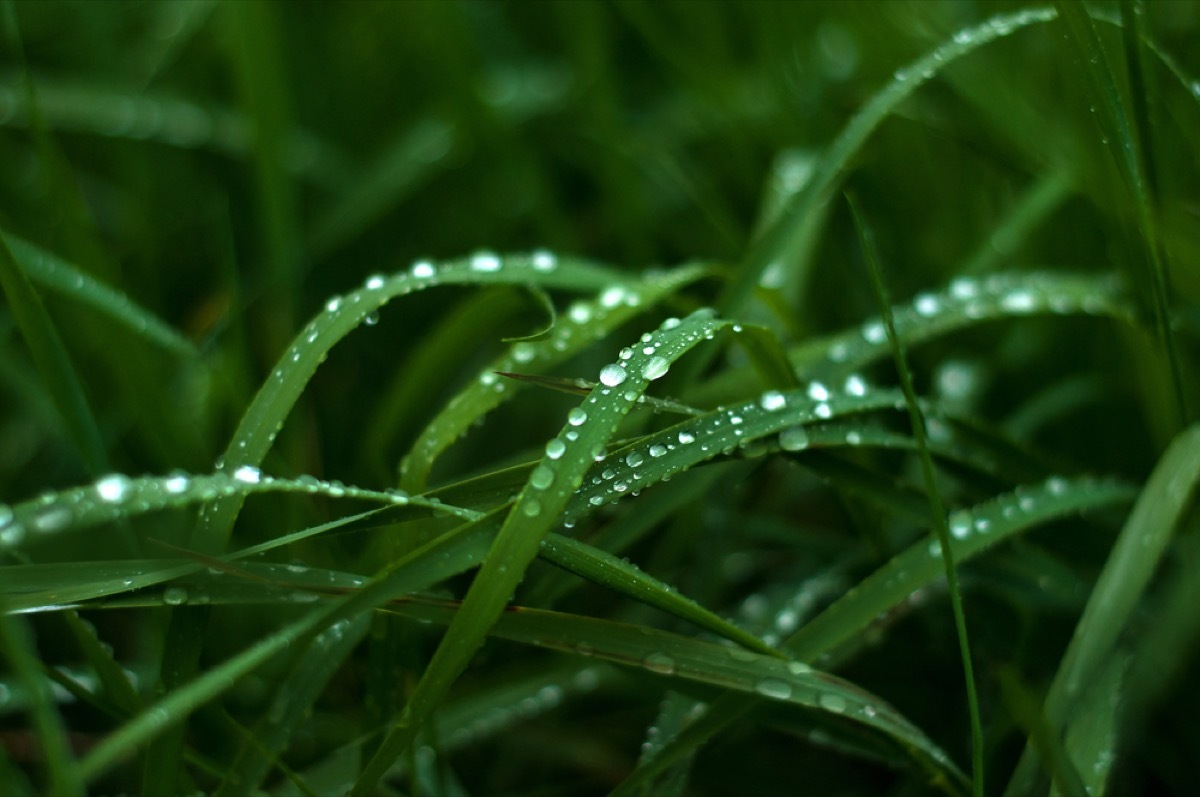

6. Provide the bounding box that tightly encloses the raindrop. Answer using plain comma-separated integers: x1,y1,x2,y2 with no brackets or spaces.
807,382,829,401
364,274,385,290
844,374,867,397
1001,290,1036,312
470,251,502,272
568,303,592,324
779,426,808,451
33,506,71,533
845,431,862,445
163,587,189,606
759,391,787,411
642,652,676,675
861,321,886,344
530,464,555,490
625,451,644,468
531,249,557,272
649,444,668,458
599,364,627,387
96,474,131,503
818,693,848,713
678,431,695,445
568,408,588,426
411,260,436,279
642,356,671,381
363,311,380,326
522,499,542,517
814,403,832,419
915,293,940,316
545,439,566,460
786,661,811,675
755,678,793,700
233,465,262,485
326,297,342,312
948,510,972,540
599,286,626,307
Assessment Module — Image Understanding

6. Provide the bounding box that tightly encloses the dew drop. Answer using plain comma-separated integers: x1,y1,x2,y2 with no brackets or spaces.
163,587,189,606
678,431,695,445
625,451,644,468
411,260,436,279
844,374,867,397
545,439,566,460
522,499,542,517
326,297,342,312
530,464,555,490
861,320,886,344
755,678,793,700
364,274,385,290
642,356,670,381
233,465,262,485
33,506,71,533
786,660,811,675
642,652,676,675
649,444,668,458
818,693,847,713
470,250,502,272
814,403,832,419
600,363,627,387
531,249,557,272
599,286,626,307
948,510,972,540
568,408,588,426
96,474,131,503
1001,290,1036,312
914,293,940,316
779,426,808,451
759,390,787,411
807,382,830,401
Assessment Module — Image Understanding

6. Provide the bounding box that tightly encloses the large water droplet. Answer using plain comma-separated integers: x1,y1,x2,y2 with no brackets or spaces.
755,678,793,700
599,363,627,386
96,474,131,503
163,587,189,606
642,356,670,381
364,274,385,290
779,426,808,451
530,464,555,490
625,451,644,468
760,390,787,411
470,251,502,272
568,408,587,426
678,430,695,445
818,693,848,713
807,382,829,401
531,249,557,272
545,439,566,460
411,260,436,279
948,510,972,540
649,444,667,458
233,465,262,485
164,473,190,494
642,652,676,675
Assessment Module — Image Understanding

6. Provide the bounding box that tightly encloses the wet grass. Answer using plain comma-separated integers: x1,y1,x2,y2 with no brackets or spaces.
0,2,1198,795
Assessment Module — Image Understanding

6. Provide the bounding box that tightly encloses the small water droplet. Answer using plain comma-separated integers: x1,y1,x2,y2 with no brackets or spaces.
760,390,787,411
756,678,793,700
861,321,886,344
844,374,867,396
364,274,385,290
678,430,695,445
625,451,644,468
326,297,342,312
522,499,542,517
96,474,131,503
948,510,972,540
807,382,830,401
814,403,832,419
786,661,811,675
531,249,557,271
779,426,808,451
1001,290,1036,312
411,260,436,279
649,444,667,458
642,652,676,675
163,587,189,606
545,439,566,459
568,408,588,426
530,464,555,490
233,466,262,485
599,363,627,387
818,693,848,713
470,250,502,272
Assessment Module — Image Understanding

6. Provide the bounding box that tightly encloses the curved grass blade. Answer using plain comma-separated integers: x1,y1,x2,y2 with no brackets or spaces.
610,475,1137,795
722,6,1060,316
0,232,109,476
375,595,969,795
353,309,735,794
1,231,200,359
197,252,664,556
0,469,461,555
400,263,709,491
1003,424,1200,796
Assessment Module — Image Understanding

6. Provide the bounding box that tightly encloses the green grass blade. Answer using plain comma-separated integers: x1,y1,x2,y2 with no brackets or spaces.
1003,424,1200,796
353,309,734,794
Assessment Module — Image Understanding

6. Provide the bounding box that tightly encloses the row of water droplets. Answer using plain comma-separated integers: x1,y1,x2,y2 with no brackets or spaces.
824,271,1124,368
560,375,887,524
0,468,415,551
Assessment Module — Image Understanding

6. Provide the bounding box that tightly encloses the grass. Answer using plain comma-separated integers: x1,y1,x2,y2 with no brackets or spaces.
0,1,1198,795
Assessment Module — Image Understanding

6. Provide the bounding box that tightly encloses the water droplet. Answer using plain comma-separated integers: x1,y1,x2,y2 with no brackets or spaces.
1046,475,1068,495
678,431,695,445
0,522,25,547
522,499,542,517
530,464,555,490
96,474,131,503
914,293,940,316
411,260,436,279
818,693,847,713
364,274,385,290
1001,290,1036,312
363,311,380,326
568,408,587,426
600,286,626,307
33,506,71,533
625,451,644,468
326,297,342,312
163,587,189,606
649,444,667,458
642,356,670,381
807,382,830,401
814,403,832,419
779,426,808,451
531,249,557,271
545,439,566,460
755,678,793,700
948,510,972,540
760,391,787,411
642,652,676,675
233,465,262,485
845,431,861,445
786,661,811,675
844,374,867,396
861,321,886,344
568,303,592,324
600,363,627,386
470,251,502,272
661,317,681,330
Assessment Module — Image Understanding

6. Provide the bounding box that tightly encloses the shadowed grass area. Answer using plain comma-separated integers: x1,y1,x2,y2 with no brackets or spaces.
0,2,1198,795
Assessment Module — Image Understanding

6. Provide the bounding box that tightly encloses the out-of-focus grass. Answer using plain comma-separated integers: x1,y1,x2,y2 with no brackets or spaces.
0,2,1198,795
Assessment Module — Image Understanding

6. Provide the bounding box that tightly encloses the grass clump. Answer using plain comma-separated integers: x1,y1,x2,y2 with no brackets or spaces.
0,2,1198,796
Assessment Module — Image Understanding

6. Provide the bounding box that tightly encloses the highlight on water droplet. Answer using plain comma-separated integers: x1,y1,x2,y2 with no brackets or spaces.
411,260,436,279
599,363,627,387
568,408,588,426
759,390,787,411
233,465,262,485
470,250,502,272
642,355,670,381
545,438,566,460
96,474,131,503
364,274,385,290
531,249,557,272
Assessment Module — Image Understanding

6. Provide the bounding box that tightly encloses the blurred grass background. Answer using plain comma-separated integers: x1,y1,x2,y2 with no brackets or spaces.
2,1,1199,794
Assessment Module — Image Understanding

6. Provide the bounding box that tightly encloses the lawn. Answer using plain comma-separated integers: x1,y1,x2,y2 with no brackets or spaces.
1,1,1199,795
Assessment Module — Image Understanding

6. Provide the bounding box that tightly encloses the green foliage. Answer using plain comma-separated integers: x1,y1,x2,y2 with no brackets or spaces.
0,2,1198,795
